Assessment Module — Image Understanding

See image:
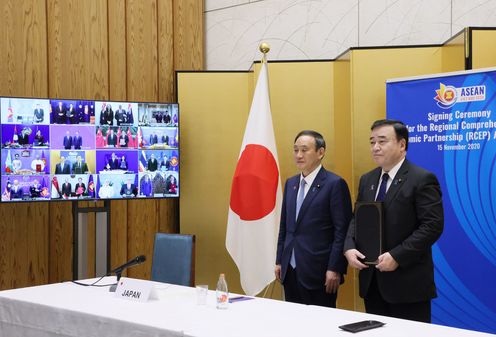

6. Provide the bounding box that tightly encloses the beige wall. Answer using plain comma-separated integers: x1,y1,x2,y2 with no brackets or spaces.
178,36,476,309
178,61,356,303
471,29,496,69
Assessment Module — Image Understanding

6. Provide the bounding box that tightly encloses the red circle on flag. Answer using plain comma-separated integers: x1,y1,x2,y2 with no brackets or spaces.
230,144,279,221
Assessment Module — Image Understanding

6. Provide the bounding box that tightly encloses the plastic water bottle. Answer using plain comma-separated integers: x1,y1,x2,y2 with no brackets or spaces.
216,273,229,309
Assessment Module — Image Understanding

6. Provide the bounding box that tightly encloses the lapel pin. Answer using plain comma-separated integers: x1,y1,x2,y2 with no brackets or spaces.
370,185,375,190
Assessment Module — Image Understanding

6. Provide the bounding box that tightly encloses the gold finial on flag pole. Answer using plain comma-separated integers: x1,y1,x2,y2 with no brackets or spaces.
259,42,270,63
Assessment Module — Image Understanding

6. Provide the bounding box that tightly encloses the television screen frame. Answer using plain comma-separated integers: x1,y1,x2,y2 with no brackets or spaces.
0,96,179,203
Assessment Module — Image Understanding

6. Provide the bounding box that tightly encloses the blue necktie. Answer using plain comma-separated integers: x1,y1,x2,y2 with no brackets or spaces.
295,178,306,220
375,173,389,202
290,179,306,268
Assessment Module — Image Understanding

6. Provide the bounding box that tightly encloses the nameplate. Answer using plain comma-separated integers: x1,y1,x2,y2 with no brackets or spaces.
115,277,153,302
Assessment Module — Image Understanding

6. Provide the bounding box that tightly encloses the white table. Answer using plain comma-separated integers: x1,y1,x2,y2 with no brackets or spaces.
0,277,493,337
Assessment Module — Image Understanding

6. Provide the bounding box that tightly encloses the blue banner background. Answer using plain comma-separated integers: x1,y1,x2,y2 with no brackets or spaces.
387,70,496,334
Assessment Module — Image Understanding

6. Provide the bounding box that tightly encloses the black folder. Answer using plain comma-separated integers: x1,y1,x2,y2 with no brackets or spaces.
355,202,384,265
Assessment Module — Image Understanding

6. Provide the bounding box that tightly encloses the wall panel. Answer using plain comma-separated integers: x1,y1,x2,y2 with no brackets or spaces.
158,0,175,102
0,0,49,290
47,0,109,99
108,0,128,100
0,0,203,290
0,0,48,96
174,0,204,70
471,29,496,69
126,0,158,102
127,199,159,279
49,202,73,283
110,200,128,272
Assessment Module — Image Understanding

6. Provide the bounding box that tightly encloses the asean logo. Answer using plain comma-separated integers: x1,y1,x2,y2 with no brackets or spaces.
170,156,179,167
434,83,457,109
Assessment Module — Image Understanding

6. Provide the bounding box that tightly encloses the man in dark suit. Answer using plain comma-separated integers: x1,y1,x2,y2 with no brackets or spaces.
275,130,352,308
66,103,76,124
120,178,136,197
149,133,158,145
33,104,44,123
107,152,119,170
18,130,29,146
107,128,117,147
72,155,89,174
55,101,67,124
61,178,72,198
55,156,71,174
115,105,127,126
73,131,82,150
344,119,444,323
126,107,134,124
63,131,73,150
147,153,158,172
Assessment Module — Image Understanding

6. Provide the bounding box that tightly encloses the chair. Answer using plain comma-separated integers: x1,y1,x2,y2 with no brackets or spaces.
151,233,195,286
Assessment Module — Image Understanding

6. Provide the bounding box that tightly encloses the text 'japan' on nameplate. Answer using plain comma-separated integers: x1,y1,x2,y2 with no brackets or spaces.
115,277,153,302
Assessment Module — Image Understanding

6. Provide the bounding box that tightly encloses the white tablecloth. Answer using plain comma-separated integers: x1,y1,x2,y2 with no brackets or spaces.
0,277,493,337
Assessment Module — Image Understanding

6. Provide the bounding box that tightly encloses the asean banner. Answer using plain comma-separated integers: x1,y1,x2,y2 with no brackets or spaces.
387,68,496,334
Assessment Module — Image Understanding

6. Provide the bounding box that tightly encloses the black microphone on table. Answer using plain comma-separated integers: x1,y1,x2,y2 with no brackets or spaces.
108,255,146,292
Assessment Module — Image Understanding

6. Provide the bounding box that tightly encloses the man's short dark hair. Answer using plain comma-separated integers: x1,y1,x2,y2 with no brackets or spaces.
294,130,326,150
371,119,409,151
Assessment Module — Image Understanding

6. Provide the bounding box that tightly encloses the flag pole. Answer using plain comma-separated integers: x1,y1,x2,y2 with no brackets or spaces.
259,42,270,63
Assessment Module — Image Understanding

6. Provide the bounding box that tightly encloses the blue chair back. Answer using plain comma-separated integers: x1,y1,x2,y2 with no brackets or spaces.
151,233,195,286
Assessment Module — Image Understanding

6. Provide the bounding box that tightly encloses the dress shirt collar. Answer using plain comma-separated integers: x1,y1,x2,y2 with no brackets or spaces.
381,157,405,183
300,164,321,189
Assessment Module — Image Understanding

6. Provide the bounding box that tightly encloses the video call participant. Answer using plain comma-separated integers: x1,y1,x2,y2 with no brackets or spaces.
120,178,136,197
118,132,129,148
18,130,29,146
147,153,158,172
107,129,117,147
33,104,44,123
55,101,67,124
72,155,89,174
31,154,45,173
344,119,444,323
12,154,22,173
10,179,23,199
66,103,76,124
165,175,177,194
149,133,158,146
275,130,352,308
30,179,42,198
106,152,120,170
34,129,45,146
63,131,72,150
126,107,134,124
98,180,113,199
73,131,82,150
75,177,86,197
55,156,71,175
61,178,72,198
78,104,91,124
100,104,113,126
119,155,128,170
115,105,127,126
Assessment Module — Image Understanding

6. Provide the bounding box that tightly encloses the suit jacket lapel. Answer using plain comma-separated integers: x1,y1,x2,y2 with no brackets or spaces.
383,160,409,205
364,168,382,202
296,167,326,224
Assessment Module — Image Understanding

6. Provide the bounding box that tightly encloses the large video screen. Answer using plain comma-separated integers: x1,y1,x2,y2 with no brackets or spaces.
0,97,179,202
